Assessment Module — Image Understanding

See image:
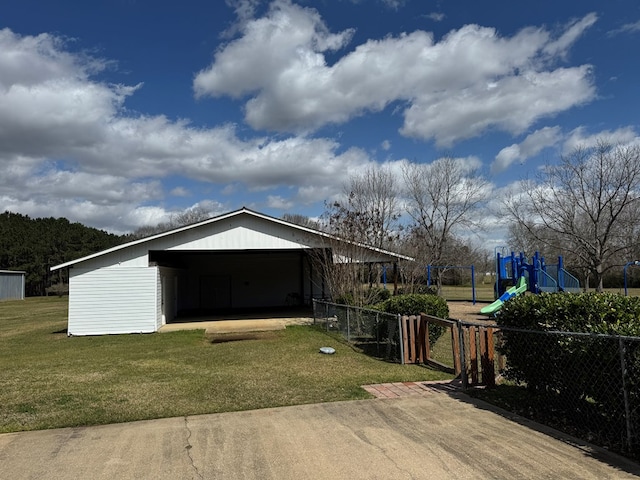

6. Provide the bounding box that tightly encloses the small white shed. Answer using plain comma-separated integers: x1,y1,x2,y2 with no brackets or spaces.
51,208,407,336
0,270,26,301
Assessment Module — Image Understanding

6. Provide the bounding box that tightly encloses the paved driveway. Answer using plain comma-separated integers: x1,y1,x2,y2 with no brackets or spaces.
1,392,638,479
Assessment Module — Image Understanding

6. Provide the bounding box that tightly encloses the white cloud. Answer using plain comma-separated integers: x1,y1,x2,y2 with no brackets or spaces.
542,13,598,59
425,12,445,22
266,194,294,209
170,187,190,197
400,66,593,147
563,126,640,154
492,126,562,174
194,4,597,145
381,0,407,10
0,26,382,232
607,20,640,37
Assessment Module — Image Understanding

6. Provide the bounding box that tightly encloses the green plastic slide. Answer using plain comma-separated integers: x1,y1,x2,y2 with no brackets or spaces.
480,276,528,315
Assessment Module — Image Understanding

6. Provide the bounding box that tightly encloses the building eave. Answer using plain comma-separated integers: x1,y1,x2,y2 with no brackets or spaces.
50,207,412,271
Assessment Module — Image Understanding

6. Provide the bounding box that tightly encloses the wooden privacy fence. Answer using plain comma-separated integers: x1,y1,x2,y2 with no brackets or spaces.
400,314,503,388
459,323,504,388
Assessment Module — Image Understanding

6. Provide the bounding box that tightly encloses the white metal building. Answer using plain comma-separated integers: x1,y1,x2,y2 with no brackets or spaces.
0,270,26,301
51,208,407,336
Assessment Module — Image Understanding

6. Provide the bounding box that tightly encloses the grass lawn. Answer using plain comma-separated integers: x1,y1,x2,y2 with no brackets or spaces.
438,283,495,302
0,297,451,433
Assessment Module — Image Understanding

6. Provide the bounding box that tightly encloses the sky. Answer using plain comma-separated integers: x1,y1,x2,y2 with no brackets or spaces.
1,0,640,251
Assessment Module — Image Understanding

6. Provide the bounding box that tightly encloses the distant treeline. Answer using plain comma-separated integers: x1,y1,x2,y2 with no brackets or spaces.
0,211,126,296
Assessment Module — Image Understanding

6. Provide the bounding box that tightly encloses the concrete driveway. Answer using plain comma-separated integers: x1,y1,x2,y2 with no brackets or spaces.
1,392,638,479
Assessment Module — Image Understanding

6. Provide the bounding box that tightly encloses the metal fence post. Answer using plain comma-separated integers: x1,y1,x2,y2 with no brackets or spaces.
312,298,316,325
325,301,329,332
376,312,380,356
397,314,405,365
347,307,350,342
619,337,633,452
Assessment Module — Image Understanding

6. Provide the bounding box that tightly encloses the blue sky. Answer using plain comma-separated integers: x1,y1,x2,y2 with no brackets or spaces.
1,0,639,250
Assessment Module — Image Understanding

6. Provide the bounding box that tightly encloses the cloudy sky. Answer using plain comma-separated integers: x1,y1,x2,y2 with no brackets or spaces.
1,0,639,249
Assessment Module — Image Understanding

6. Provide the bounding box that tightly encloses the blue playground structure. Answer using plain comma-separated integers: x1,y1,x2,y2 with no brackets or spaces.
481,251,581,315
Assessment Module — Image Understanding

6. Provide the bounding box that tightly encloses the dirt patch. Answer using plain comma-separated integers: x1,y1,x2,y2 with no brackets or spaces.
207,331,280,344
447,301,493,323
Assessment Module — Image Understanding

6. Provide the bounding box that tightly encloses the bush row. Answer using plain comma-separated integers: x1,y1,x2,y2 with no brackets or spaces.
495,292,640,454
497,292,640,336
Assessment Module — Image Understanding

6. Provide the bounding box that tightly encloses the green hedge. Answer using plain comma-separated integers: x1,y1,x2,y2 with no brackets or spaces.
497,292,640,335
496,292,640,453
376,294,449,345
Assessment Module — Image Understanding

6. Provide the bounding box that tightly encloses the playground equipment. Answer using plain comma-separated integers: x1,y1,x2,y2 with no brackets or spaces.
482,251,581,315
480,276,527,315
624,261,640,296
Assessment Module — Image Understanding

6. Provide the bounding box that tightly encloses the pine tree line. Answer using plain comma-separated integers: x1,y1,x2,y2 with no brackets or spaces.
0,211,126,296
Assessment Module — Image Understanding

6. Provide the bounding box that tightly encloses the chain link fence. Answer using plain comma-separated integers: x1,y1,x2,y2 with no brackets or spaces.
312,299,403,362
312,300,640,458
458,321,640,459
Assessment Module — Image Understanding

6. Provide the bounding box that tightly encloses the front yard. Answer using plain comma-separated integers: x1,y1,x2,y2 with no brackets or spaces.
0,297,451,433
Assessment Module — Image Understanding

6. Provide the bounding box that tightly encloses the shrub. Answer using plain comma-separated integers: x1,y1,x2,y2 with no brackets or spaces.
377,294,449,345
335,287,392,307
396,285,438,296
496,292,640,447
497,292,640,335
380,294,449,318
367,286,392,304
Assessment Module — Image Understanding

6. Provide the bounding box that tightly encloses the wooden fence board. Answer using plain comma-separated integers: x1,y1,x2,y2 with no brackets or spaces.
469,327,478,385
451,324,461,375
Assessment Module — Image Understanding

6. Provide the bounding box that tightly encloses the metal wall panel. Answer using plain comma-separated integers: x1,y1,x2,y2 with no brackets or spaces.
0,272,25,300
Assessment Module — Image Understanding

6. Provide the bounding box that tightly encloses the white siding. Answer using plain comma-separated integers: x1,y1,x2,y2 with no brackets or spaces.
77,246,150,270
156,269,162,330
68,266,159,335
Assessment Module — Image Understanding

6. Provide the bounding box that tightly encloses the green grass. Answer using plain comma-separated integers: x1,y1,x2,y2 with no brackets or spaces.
429,329,455,368
0,297,451,433
439,283,495,302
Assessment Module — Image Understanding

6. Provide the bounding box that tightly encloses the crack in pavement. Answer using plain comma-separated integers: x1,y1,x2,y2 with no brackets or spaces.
184,417,203,479
352,428,417,480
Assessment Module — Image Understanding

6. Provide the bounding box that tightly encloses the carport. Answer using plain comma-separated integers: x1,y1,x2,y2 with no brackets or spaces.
150,249,322,319
52,208,408,335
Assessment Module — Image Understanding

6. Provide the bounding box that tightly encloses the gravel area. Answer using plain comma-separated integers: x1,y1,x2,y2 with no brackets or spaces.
447,301,494,323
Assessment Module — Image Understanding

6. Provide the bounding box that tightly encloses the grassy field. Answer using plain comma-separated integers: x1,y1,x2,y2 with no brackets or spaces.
0,297,451,433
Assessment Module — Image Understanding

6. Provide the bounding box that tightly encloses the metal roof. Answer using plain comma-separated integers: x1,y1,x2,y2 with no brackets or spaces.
51,207,412,271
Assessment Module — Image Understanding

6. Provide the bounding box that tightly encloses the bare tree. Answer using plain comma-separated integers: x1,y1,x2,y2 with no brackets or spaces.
129,205,213,239
505,142,640,291
344,165,400,250
402,156,490,293
312,166,402,306
282,213,320,230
